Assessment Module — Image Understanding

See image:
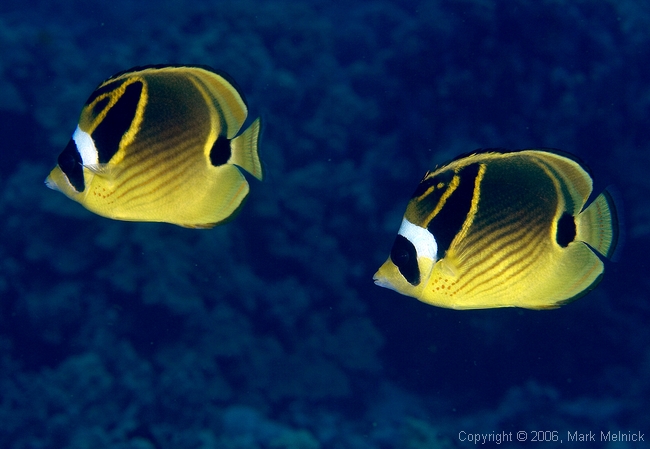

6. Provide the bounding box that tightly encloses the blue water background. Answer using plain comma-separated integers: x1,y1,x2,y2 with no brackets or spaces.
1,0,648,447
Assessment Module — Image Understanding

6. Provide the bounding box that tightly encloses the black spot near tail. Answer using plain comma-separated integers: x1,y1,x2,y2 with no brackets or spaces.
556,212,576,247
210,135,231,166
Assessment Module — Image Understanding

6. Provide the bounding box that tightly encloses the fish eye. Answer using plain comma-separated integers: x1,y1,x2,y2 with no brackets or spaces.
390,234,421,286
391,243,409,264
57,138,85,192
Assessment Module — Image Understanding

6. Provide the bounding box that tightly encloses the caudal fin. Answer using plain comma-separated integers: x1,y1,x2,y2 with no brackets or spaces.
576,189,619,259
230,117,263,181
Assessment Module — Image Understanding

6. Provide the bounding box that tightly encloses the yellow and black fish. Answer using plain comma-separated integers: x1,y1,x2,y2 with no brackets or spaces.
45,65,262,228
374,149,619,310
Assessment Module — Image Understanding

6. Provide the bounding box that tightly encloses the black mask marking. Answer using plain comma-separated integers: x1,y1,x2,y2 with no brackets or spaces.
426,163,480,257
412,169,454,201
93,81,143,164
89,97,110,121
390,234,420,286
85,78,127,106
58,138,85,192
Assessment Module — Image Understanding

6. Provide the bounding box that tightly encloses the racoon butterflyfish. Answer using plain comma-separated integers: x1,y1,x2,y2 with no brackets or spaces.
373,149,619,310
45,65,263,228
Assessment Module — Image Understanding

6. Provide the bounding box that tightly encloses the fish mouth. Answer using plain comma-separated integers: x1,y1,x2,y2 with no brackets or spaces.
44,176,60,192
373,274,396,291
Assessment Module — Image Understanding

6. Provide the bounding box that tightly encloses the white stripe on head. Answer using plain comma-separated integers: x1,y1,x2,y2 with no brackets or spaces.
72,126,98,166
397,218,438,261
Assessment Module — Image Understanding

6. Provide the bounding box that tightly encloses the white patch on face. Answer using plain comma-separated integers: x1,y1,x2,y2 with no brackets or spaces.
72,126,98,167
397,218,438,262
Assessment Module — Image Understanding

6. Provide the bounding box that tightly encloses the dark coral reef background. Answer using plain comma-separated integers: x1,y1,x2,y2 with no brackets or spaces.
1,0,649,448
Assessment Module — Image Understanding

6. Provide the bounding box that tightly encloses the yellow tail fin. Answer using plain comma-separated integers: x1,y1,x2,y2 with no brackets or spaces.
230,117,263,181
576,189,619,259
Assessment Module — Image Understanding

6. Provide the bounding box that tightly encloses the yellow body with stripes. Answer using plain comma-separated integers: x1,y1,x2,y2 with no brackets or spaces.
374,150,618,310
46,65,262,228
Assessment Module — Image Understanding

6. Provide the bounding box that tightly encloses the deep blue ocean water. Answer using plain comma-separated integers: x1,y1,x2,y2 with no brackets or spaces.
1,0,649,447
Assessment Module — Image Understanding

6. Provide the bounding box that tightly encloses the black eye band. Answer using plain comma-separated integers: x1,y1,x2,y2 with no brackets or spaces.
58,138,85,192
390,234,420,286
